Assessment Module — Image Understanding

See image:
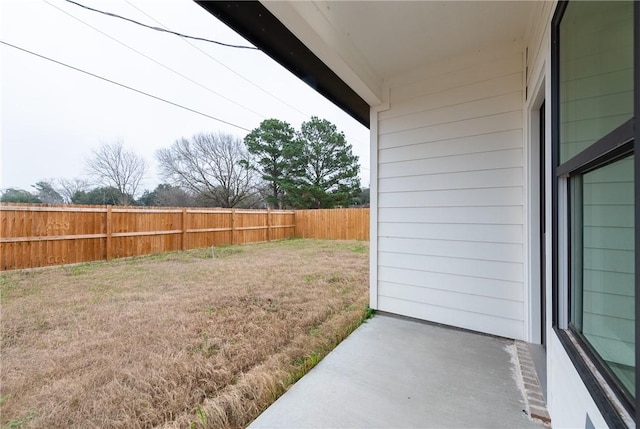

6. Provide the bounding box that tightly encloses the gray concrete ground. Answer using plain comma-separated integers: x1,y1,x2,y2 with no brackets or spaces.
249,314,546,429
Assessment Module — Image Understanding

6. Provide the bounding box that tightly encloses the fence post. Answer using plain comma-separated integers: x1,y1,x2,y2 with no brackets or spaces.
230,209,235,245
181,208,187,251
267,208,271,242
106,205,112,261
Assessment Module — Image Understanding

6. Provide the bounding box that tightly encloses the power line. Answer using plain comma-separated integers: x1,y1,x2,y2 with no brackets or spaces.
61,0,369,149
42,0,266,120
122,0,310,120
119,1,370,151
63,0,259,50
0,40,251,132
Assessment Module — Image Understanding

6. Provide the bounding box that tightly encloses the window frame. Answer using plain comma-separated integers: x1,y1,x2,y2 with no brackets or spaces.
551,1,639,426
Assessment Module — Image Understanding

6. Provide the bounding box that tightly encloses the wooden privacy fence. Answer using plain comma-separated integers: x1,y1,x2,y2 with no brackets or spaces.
0,204,295,270
295,208,369,241
0,204,369,270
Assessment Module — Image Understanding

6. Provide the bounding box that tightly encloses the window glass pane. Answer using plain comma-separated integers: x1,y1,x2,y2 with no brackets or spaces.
559,1,633,163
571,155,635,398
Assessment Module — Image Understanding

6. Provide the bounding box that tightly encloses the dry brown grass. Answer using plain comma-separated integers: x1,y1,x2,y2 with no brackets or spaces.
1,239,369,429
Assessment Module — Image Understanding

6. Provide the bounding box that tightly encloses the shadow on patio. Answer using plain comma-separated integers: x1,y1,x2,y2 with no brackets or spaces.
249,315,548,428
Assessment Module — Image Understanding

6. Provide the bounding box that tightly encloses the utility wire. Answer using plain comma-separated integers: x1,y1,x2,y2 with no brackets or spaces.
122,0,310,120
0,40,251,132
63,0,368,152
43,0,266,120
63,0,259,50
119,1,369,152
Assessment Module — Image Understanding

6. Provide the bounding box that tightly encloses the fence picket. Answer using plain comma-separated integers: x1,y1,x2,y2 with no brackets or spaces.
106,206,112,261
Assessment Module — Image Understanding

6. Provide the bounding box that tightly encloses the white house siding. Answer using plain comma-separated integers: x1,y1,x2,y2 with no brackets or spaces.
375,44,526,340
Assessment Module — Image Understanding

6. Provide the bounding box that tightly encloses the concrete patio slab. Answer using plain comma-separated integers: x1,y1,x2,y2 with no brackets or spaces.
248,315,546,429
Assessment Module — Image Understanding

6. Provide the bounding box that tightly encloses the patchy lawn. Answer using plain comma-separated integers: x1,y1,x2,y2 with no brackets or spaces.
1,239,369,429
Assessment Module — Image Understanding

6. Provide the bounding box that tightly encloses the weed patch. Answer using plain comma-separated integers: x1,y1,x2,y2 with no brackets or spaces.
3,411,35,429
61,261,104,276
363,305,376,322
213,245,244,258
352,244,367,253
0,275,18,298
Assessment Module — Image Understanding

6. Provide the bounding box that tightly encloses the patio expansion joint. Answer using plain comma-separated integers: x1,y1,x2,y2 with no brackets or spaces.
514,340,551,426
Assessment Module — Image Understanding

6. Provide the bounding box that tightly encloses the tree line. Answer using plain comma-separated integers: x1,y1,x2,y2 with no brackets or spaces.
1,117,370,209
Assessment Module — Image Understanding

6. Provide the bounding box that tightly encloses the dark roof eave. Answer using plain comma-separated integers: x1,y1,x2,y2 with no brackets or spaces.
195,1,370,128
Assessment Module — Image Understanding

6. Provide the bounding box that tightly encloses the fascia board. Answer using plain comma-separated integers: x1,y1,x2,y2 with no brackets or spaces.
262,1,384,107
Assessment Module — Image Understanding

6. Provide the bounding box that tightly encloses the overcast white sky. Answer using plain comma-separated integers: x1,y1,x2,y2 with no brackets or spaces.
0,0,370,195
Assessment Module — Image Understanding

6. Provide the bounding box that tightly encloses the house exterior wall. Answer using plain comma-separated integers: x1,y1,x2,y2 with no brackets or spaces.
373,2,617,425
374,43,527,340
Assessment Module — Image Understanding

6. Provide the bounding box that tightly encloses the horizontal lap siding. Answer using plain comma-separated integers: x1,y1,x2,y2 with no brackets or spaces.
377,46,525,339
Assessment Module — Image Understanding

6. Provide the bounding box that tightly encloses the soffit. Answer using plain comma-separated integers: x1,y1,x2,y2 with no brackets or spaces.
313,1,535,80
263,1,535,105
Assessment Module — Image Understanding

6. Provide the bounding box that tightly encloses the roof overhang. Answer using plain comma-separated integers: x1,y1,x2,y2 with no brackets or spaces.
197,1,538,130
196,1,371,127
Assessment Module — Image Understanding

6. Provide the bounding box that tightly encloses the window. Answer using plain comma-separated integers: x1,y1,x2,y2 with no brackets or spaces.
570,155,635,397
559,1,634,163
553,0,638,422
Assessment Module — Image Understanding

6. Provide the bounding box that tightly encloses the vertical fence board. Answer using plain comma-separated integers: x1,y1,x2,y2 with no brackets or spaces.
267,209,271,242
8,209,14,269
106,206,112,261
95,209,103,262
27,208,35,268
230,210,236,245
33,208,41,268
181,209,187,251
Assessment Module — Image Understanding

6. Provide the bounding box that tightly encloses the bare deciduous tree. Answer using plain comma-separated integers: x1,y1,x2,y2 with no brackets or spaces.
86,140,146,205
57,177,90,203
157,132,258,208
